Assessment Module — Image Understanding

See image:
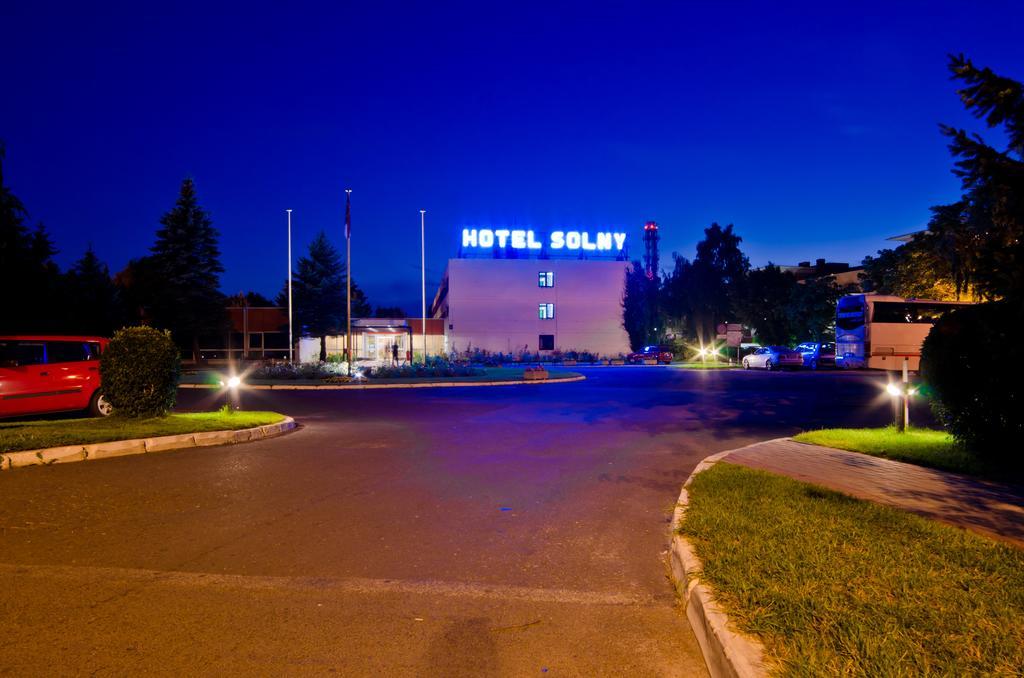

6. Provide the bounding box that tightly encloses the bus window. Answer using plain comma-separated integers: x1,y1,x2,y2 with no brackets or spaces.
872,302,969,324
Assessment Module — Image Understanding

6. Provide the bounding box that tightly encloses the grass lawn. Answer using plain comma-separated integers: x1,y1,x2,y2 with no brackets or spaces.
792,426,990,476
0,411,285,453
681,463,1024,676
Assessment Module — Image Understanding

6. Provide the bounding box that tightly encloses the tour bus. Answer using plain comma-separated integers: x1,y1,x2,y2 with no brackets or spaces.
835,294,973,371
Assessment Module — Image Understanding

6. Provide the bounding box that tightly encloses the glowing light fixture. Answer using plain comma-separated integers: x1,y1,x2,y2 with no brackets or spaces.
220,375,242,389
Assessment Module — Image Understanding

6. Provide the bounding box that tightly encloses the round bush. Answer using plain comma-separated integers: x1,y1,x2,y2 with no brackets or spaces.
100,326,181,417
920,302,1023,456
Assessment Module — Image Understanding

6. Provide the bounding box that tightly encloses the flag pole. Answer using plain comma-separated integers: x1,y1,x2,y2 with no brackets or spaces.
286,209,294,363
345,188,353,377
420,209,426,364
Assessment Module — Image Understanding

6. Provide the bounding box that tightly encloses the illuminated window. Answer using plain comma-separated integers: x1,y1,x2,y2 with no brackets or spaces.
538,303,554,319
538,271,554,287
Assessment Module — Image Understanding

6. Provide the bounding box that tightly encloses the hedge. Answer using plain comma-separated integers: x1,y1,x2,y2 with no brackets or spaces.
920,302,1023,457
100,326,181,417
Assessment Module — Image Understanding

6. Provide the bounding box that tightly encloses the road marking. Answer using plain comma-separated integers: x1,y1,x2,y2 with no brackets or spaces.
0,562,659,607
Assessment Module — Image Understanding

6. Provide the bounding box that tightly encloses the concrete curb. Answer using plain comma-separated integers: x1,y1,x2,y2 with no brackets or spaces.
0,417,297,471
178,375,586,390
670,440,792,678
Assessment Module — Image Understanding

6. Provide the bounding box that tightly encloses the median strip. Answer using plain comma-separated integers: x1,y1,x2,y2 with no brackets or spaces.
669,445,771,678
672,441,1024,676
0,416,295,471
179,373,585,390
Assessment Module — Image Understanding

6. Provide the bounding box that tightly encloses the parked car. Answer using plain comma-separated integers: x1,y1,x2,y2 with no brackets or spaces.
796,342,836,370
741,345,803,370
627,345,674,364
0,336,111,418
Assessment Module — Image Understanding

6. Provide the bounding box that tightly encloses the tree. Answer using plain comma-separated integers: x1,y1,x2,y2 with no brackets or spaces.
114,256,160,326
787,277,845,342
292,231,345,361
374,305,407,318
278,240,372,361
622,261,658,351
661,254,695,341
228,291,274,307
684,223,750,343
929,55,1024,301
0,143,62,333
63,247,123,336
349,279,372,319
733,265,798,345
148,179,226,360
860,235,966,301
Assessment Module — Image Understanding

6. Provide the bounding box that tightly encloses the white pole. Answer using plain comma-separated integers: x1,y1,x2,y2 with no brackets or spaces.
420,209,426,364
287,209,294,363
902,357,910,430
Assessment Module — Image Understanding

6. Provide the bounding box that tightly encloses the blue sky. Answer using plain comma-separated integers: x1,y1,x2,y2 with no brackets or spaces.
2,1,1022,312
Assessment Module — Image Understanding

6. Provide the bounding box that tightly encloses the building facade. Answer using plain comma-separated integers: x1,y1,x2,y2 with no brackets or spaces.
297,318,445,363
433,258,630,357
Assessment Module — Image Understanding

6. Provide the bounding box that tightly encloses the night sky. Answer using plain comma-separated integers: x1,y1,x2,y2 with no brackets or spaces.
3,2,1022,313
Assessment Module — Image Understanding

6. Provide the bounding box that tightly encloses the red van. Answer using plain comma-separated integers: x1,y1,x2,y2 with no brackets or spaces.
0,336,112,419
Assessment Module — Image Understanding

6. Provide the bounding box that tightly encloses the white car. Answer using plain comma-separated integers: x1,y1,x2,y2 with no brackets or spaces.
742,346,803,370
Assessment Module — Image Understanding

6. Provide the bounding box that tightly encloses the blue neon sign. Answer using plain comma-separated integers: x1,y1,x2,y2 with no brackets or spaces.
462,228,627,252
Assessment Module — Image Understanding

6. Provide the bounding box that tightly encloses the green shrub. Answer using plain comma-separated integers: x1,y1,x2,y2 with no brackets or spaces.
100,326,181,417
920,302,1023,457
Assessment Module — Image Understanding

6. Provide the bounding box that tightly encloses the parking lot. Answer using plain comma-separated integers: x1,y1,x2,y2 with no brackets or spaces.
0,367,925,675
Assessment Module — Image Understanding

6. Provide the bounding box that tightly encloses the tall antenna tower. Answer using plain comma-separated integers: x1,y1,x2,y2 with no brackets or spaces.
643,221,660,280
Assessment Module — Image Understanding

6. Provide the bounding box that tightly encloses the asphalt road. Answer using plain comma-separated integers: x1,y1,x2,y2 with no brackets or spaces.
0,367,926,676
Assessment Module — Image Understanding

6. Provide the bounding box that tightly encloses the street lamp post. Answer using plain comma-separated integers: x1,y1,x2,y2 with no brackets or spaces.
420,209,426,364
286,209,294,363
345,189,353,377
901,357,910,430
886,358,914,432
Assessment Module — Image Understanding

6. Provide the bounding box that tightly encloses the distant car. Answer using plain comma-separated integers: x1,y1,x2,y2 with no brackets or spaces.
796,342,836,370
627,345,674,364
742,345,803,371
0,336,111,419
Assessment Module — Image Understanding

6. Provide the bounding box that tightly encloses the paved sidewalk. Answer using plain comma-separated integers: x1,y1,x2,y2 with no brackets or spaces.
726,438,1024,548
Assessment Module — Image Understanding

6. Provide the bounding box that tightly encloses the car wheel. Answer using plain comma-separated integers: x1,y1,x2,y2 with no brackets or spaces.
765,359,774,371
810,359,818,370
742,359,749,369
89,390,113,417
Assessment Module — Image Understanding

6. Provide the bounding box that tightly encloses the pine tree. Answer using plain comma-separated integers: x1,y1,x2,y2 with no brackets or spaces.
280,237,373,360
292,231,345,361
149,178,226,360
63,247,123,336
932,55,1024,301
0,143,62,333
